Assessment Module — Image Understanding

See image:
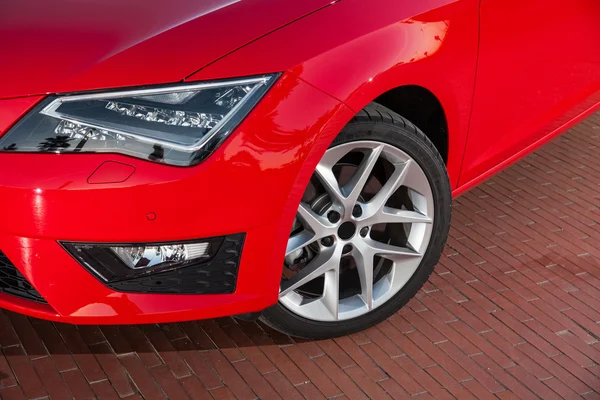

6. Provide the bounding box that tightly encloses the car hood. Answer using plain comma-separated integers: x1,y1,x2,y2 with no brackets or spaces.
0,0,332,99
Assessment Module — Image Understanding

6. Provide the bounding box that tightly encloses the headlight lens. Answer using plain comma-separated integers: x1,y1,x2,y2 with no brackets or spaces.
0,75,277,166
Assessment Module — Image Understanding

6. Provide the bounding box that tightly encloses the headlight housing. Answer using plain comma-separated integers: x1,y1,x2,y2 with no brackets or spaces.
0,75,278,166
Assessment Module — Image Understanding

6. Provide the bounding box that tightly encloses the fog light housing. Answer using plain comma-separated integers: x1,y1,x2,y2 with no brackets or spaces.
62,237,224,283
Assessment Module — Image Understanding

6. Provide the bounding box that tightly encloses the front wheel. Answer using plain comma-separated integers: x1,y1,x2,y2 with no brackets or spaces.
261,103,452,339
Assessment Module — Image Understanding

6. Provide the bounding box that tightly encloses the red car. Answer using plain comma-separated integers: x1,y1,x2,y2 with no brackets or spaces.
0,0,598,339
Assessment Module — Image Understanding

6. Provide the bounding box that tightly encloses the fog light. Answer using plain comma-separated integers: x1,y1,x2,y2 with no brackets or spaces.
110,243,210,269
62,237,223,283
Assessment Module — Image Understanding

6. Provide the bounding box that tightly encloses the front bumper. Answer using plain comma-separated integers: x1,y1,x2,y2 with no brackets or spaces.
0,73,354,324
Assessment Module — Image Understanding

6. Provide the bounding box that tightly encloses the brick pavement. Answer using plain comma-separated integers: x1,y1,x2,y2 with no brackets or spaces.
1,113,600,399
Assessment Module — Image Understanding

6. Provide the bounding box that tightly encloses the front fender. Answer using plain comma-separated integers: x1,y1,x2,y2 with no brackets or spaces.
189,0,480,190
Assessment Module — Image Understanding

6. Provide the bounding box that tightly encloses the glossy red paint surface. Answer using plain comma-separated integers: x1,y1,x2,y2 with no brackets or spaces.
191,0,480,189
0,0,333,99
0,74,354,323
459,0,600,187
0,0,598,323
0,97,44,136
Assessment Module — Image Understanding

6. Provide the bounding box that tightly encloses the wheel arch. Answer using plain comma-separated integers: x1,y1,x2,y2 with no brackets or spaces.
341,78,464,189
374,85,449,164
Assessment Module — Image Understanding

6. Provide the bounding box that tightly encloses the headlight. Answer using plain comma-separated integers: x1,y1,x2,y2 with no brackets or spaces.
0,75,278,166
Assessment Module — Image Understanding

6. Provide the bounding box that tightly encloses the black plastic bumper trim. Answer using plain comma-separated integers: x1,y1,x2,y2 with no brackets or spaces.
0,251,47,303
66,234,245,295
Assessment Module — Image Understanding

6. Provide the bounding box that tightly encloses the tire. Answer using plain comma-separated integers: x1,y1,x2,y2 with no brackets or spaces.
260,102,452,339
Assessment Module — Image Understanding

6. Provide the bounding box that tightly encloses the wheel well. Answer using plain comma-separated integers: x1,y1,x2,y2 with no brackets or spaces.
375,86,448,163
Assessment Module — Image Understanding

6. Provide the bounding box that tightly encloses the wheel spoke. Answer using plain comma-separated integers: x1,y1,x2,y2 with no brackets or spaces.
315,143,355,206
351,245,374,310
297,203,331,238
341,146,383,217
322,269,340,319
363,237,421,261
367,159,431,218
363,160,411,217
315,165,345,206
286,230,314,256
377,207,432,225
280,246,341,297
398,157,431,197
387,254,424,294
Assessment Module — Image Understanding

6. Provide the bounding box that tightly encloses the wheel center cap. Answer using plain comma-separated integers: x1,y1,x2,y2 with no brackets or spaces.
338,221,356,240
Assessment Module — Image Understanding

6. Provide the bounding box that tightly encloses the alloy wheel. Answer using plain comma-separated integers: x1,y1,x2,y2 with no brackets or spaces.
280,141,435,321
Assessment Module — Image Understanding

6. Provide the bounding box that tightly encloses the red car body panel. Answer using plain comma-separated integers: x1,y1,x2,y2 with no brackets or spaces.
0,0,333,99
459,0,600,188
0,74,355,323
0,0,598,324
190,0,480,189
